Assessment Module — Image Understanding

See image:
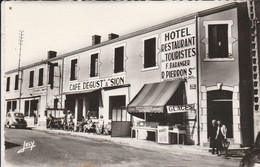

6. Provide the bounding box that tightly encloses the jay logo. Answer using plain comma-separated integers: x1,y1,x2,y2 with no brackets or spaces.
17,141,36,153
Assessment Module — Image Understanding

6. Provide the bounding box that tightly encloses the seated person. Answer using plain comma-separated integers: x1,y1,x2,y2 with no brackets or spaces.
83,119,94,133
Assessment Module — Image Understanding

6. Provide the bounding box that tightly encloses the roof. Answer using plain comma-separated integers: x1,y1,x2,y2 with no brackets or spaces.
5,2,241,75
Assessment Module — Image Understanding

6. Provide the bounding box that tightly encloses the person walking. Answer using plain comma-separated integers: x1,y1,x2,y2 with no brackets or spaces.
209,119,218,154
215,120,228,156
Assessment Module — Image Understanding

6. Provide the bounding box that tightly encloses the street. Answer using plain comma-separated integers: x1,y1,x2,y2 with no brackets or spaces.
5,128,241,167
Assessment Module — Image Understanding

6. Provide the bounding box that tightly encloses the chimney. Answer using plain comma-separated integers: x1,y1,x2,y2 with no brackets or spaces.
48,51,57,59
92,35,101,45
108,33,119,40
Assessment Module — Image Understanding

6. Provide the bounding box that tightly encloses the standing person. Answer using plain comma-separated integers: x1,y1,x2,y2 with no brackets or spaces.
209,119,218,154
215,120,228,156
47,114,54,130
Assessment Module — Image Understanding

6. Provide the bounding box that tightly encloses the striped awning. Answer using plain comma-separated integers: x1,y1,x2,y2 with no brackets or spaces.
127,79,184,113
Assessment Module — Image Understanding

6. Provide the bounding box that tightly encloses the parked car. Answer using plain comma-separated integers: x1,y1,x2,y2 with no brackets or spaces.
5,112,27,128
240,132,260,167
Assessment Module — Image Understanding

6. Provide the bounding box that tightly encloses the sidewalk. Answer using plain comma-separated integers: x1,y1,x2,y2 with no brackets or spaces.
32,126,245,159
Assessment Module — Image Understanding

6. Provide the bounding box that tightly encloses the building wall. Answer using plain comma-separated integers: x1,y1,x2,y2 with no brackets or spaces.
62,19,198,143
4,58,63,127
198,6,253,146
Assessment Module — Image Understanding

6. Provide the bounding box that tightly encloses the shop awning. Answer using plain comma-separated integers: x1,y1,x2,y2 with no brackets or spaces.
127,79,184,113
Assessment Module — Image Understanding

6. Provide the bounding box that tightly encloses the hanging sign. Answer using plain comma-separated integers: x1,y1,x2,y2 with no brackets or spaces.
157,126,169,144
161,24,197,80
166,104,195,114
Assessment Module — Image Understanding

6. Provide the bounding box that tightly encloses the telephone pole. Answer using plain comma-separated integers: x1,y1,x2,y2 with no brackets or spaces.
18,30,24,113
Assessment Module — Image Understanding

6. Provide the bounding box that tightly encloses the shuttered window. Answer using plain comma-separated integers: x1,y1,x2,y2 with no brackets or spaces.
208,24,228,58
114,46,124,73
144,38,156,68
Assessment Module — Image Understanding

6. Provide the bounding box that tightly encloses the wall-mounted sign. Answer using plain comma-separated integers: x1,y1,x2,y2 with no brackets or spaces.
161,24,197,80
127,106,163,113
157,126,169,144
166,104,195,114
33,87,47,96
190,84,196,89
68,75,125,92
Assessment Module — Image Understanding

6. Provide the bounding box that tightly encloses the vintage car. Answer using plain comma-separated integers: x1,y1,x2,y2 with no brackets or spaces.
240,132,260,167
5,112,27,128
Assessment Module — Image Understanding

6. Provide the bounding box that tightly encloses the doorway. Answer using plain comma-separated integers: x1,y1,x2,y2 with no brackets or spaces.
109,95,131,137
207,90,233,138
77,99,83,121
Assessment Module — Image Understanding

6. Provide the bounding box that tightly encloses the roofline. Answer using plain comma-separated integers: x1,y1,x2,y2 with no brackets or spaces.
5,2,240,75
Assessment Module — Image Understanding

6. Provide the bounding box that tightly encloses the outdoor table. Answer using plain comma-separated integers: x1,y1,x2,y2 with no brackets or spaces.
168,129,186,145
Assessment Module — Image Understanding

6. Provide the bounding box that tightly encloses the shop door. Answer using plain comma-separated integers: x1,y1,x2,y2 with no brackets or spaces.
77,99,83,121
109,96,131,137
111,107,131,137
207,90,233,138
31,100,39,125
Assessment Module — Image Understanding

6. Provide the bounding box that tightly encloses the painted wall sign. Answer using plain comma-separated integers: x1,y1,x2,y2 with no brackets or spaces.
68,75,125,92
166,104,195,114
157,126,169,144
161,24,197,80
33,87,47,96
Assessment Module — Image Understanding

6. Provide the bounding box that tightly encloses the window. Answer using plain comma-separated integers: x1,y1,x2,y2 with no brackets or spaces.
208,24,228,58
6,77,10,91
14,74,19,90
12,101,17,111
70,59,78,80
144,38,156,68
48,62,58,89
114,46,124,73
202,20,235,61
90,53,99,77
38,68,44,86
54,99,58,109
29,71,34,88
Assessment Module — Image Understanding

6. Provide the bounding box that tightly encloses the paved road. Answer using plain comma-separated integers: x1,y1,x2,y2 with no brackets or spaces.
5,128,241,167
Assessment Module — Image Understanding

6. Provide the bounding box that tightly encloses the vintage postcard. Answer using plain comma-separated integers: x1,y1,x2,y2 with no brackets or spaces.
2,1,259,167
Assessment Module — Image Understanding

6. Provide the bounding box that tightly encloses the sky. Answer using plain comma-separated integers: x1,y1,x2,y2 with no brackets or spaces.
2,1,234,72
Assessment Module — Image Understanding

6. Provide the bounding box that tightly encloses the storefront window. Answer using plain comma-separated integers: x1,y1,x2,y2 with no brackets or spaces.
6,101,11,113
12,101,17,111
24,100,29,116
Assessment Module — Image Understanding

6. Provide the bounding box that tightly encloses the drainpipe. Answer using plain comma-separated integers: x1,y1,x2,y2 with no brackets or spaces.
195,14,201,146
60,58,64,113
